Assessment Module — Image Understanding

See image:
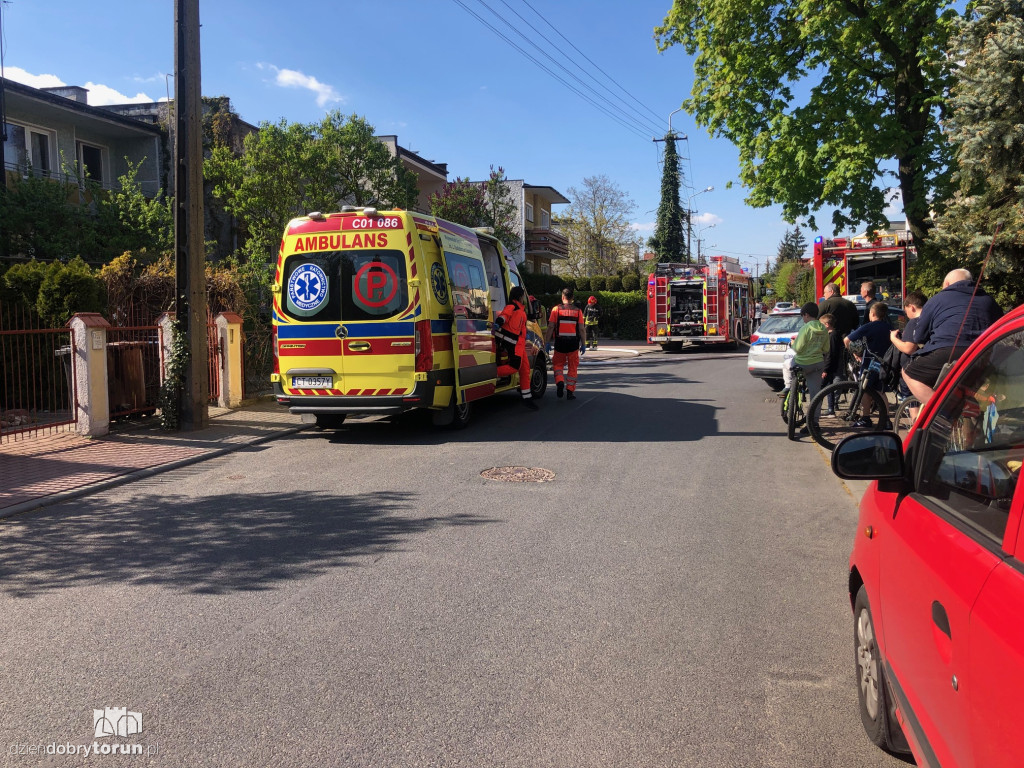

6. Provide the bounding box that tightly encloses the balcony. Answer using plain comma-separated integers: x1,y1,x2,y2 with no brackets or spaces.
524,228,569,259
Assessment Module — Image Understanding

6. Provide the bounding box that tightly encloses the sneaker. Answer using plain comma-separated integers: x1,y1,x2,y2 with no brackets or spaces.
852,417,873,428
777,387,790,398
522,398,539,411
556,381,564,398
567,391,577,401
823,409,835,417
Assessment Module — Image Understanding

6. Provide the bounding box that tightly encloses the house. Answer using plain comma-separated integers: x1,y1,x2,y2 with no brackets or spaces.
497,179,570,274
1,78,163,197
376,136,448,214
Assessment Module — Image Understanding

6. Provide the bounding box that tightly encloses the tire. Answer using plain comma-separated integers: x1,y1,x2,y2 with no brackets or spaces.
893,396,921,439
661,341,684,353
854,586,909,754
314,413,347,430
431,396,472,429
530,356,547,399
780,385,806,428
806,381,889,451
451,400,472,429
787,381,804,440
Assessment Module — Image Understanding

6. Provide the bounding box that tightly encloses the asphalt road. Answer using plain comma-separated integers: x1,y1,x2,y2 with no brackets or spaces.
0,349,906,768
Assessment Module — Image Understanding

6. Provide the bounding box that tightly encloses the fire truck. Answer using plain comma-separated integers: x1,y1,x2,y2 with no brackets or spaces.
647,256,754,352
813,225,916,301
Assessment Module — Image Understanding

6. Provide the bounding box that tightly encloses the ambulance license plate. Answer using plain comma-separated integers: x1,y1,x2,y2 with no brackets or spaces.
763,344,789,352
293,376,332,388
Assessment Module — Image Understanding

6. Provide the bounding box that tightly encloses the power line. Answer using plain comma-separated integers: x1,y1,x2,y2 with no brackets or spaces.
450,0,661,142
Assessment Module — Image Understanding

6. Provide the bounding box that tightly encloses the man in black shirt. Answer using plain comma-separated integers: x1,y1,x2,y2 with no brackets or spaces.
818,282,859,337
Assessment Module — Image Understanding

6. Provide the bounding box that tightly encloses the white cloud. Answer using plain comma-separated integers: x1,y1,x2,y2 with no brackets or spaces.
3,66,65,89
693,212,723,227
631,221,656,233
259,63,343,108
83,82,155,105
2,67,154,104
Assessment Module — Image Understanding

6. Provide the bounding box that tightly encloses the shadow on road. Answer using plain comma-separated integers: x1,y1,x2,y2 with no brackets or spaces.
0,490,497,597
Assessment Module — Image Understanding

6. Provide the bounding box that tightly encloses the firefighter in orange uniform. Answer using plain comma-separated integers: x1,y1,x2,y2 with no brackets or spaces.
545,287,586,400
493,286,538,410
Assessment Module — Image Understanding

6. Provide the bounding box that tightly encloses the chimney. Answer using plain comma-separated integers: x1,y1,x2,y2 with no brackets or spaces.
41,86,90,104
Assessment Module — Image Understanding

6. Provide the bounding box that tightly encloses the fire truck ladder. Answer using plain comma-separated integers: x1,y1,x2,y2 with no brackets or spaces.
655,276,670,327
705,274,719,329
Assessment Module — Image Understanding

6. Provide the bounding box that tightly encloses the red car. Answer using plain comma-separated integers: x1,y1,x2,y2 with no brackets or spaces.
832,302,1024,767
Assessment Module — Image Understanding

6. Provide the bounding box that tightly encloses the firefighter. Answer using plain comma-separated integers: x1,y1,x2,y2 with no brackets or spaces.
583,295,601,350
545,287,586,400
493,286,538,410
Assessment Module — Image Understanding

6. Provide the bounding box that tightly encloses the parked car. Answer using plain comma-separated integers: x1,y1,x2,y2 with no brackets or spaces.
831,302,1024,767
771,301,795,312
746,307,802,387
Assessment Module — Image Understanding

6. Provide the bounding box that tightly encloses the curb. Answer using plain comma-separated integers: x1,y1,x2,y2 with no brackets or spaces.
0,424,309,520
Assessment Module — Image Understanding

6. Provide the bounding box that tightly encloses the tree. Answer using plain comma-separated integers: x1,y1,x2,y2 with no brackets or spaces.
429,177,489,228
655,0,958,248
95,160,174,262
647,133,687,262
483,166,522,256
775,226,809,263
559,175,639,276
926,0,1024,307
206,111,419,270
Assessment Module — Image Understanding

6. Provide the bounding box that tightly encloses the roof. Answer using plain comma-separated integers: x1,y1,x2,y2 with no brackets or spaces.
1,78,162,137
523,184,569,205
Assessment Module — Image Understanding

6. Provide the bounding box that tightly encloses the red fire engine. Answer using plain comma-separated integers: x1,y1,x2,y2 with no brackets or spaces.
647,256,755,352
813,226,916,300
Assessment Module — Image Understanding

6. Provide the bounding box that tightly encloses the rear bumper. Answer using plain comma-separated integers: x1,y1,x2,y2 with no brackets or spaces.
274,380,436,415
748,365,783,379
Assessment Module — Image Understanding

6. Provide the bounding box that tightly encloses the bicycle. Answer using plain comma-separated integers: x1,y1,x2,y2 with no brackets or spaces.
805,348,894,451
893,395,921,439
780,365,808,441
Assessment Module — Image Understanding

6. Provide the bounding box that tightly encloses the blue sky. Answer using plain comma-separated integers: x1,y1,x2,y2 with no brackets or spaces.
1,0,813,273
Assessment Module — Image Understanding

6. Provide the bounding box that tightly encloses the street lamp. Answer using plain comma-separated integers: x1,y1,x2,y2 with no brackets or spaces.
696,223,716,262
685,186,714,262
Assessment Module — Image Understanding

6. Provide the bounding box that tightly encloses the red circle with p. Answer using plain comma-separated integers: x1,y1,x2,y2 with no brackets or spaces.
354,262,398,308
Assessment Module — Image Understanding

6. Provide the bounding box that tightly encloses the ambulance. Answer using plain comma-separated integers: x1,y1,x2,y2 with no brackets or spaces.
271,207,548,428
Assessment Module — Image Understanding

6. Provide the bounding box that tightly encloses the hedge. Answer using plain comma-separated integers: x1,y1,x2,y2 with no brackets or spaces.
535,290,646,340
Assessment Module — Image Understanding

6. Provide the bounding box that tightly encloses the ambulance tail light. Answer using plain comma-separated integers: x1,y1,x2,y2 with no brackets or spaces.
414,320,433,372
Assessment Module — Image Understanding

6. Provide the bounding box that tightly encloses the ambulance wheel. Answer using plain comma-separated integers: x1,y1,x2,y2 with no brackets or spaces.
530,358,548,399
451,401,472,429
314,413,347,429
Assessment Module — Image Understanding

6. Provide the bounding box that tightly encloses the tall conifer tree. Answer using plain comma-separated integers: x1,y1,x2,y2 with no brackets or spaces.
648,133,687,262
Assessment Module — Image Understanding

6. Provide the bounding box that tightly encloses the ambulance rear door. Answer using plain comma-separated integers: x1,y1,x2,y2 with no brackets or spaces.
278,218,416,398
438,227,496,404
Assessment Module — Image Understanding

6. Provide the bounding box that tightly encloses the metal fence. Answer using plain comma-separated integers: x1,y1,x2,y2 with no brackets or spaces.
0,302,78,442
106,325,163,419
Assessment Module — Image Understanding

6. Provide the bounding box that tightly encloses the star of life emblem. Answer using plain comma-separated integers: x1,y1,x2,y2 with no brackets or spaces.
287,264,329,314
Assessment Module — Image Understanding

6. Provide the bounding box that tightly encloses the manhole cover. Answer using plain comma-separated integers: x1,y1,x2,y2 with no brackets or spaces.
481,466,555,483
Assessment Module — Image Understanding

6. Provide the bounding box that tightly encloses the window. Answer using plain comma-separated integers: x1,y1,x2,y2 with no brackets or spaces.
525,203,534,223
30,131,52,175
281,249,408,322
3,123,27,170
916,329,1024,544
77,141,105,184
541,209,549,228
445,253,489,320
3,123,55,176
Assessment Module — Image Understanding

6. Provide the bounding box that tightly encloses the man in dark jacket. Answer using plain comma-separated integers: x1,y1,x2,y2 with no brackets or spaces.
903,269,1003,404
859,281,883,327
818,282,859,337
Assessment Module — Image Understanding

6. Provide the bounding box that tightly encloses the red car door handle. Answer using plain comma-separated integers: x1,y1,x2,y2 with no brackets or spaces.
932,600,951,639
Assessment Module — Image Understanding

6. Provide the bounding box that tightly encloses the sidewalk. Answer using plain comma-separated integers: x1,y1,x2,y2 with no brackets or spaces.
0,341,659,518
0,399,308,518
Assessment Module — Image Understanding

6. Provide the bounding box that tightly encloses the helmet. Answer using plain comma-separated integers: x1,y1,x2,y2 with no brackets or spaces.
588,296,597,304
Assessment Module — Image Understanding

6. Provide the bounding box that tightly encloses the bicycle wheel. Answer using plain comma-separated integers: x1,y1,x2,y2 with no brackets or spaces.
893,396,921,439
806,380,889,451
787,378,806,440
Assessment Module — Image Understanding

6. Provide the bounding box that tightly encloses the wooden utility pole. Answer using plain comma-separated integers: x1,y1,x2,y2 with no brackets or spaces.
174,0,209,429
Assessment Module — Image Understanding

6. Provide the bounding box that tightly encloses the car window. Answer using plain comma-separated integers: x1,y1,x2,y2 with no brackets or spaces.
915,328,1024,544
282,249,408,322
757,315,803,334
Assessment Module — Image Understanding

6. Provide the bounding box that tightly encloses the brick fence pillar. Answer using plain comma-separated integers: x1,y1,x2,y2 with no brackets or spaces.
68,313,111,436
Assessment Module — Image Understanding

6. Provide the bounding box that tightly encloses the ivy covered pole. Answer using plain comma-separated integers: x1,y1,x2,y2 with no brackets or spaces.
173,0,209,430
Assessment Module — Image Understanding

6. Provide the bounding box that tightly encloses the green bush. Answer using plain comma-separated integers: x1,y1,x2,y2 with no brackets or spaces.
621,273,641,291
575,276,590,292
36,257,105,327
590,275,606,291
606,275,623,292
562,276,577,291
536,290,647,339
520,271,566,295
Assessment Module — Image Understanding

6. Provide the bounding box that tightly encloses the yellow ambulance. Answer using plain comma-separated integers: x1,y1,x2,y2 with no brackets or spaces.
271,207,547,428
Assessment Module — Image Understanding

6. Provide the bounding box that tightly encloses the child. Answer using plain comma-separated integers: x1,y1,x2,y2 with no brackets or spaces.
819,313,844,416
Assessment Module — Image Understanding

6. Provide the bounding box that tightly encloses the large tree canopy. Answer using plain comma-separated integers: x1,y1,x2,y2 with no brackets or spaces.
926,0,1024,306
559,175,639,277
655,0,959,245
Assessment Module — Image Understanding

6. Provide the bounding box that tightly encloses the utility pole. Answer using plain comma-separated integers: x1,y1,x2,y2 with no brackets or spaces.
174,0,209,430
